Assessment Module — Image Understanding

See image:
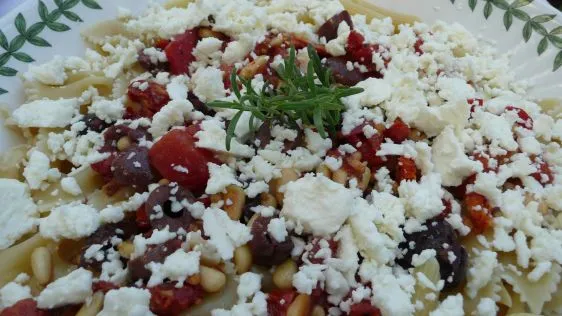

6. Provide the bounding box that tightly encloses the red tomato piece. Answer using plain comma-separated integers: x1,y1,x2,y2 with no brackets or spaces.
505,105,533,129
349,300,382,316
344,124,385,170
165,30,199,75
128,81,171,118
267,289,298,316
532,159,554,185
0,299,48,316
306,238,339,264
463,192,493,234
91,154,116,182
468,98,484,117
395,157,417,183
384,118,410,143
449,174,477,200
148,127,215,193
92,281,120,294
135,205,151,230
149,283,204,316
436,199,453,220
414,38,424,55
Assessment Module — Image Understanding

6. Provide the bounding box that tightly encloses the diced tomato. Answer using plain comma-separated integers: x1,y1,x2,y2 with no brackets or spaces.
505,105,533,129
395,157,417,183
346,30,382,69
468,98,484,117
349,300,382,316
531,159,554,185
91,153,116,182
414,38,424,55
463,192,493,234
471,152,495,172
165,30,199,75
92,281,120,294
344,124,385,170
384,118,410,143
449,174,476,200
135,205,151,230
436,199,453,220
0,299,48,316
267,289,298,316
148,127,215,193
220,63,235,90
149,283,204,316
346,30,365,52
306,238,338,264
128,81,170,118
154,39,171,50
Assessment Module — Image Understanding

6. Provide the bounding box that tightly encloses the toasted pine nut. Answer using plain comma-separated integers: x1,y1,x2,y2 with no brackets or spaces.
200,253,221,267
224,185,246,220
234,245,252,274
200,266,227,293
198,27,224,39
316,164,332,178
311,305,326,316
260,192,277,208
76,291,104,316
270,168,299,203
117,241,134,259
31,247,52,285
239,56,269,80
286,294,311,316
158,178,170,185
538,201,549,215
273,259,297,289
332,169,348,185
116,136,132,151
358,167,371,191
270,34,284,47
247,213,260,228
374,123,386,134
187,274,201,285
408,128,426,141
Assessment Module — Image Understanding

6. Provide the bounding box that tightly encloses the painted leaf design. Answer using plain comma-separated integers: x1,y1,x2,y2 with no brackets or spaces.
523,21,533,42
538,37,548,55
82,0,102,9
532,21,548,36
38,1,49,20
46,21,71,32
0,67,18,76
62,0,81,10
26,23,45,38
511,0,533,8
511,8,530,21
28,36,51,47
0,87,7,95
48,10,62,21
484,1,493,19
9,35,26,52
12,52,34,63
14,14,26,35
0,52,10,66
469,0,478,11
549,35,562,49
62,11,83,22
54,0,64,7
552,26,562,35
504,10,513,30
555,50,562,71
531,14,556,23
493,0,510,10
0,31,8,50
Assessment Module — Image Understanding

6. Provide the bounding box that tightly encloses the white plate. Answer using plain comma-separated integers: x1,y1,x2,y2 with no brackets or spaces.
0,0,561,151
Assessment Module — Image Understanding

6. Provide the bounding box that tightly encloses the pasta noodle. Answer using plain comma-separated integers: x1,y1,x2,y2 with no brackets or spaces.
411,257,441,316
23,72,113,101
340,0,418,25
0,234,49,287
0,144,31,180
81,20,135,46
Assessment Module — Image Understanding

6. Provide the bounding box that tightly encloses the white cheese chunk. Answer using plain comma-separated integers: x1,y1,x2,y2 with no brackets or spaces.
432,126,482,186
195,118,255,158
206,163,242,194
0,275,32,308
281,174,356,236
0,179,38,250
202,207,252,260
398,173,444,222
148,100,194,138
23,150,52,190
39,202,100,241
267,217,288,242
98,287,154,316
429,293,463,316
466,250,498,298
147,249,200,287
23,56,67,85
37,268,93,309
60,177,82,196
89,98,125,123
12,98,79,128
473,111,518,151
192,67,225,102
166,75,190,100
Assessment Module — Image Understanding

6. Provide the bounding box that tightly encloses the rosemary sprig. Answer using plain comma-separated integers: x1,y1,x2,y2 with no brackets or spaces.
209,44,363,150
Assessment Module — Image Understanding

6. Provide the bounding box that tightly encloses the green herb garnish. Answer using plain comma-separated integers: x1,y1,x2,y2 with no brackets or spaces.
209,44,363,150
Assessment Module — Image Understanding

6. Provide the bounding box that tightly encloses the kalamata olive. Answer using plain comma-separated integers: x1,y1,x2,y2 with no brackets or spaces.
324,57,367,86
149,282,205,315
249,216,293,266
80,113,110,135
102,125,152,151
80,218,139,271
111,146,155,189
188,92,215,116
128,239,183,282
137,50,170,74
240,197,260,225
317,10,353,41
256,120,272,149
145,184,196,232
283,127,305,152
396,219,468,290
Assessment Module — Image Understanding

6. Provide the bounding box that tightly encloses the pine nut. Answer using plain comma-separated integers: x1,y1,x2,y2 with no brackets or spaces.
273,259,297,289
247,213,260,228
286,294,311,316
76,291,104,316
117,241,134,259
316,164,332,178
158,178,170,185
332,169,348,185
409,128,426,141
200,266,226,293
31,247,52,285
260,192,277,208
198,27,224,39
187,274,201,285
358,166,371,191
239,56,269,80
311,305,326,316
234,245,252,274
116,136,131,151
270,168,299,203
224,185,245,220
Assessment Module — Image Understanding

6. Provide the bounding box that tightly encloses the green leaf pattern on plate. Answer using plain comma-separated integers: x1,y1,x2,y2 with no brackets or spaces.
451,0,562,71
0,0,102,95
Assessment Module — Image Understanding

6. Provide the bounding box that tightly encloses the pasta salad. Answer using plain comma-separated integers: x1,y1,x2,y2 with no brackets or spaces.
0,0,561,315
